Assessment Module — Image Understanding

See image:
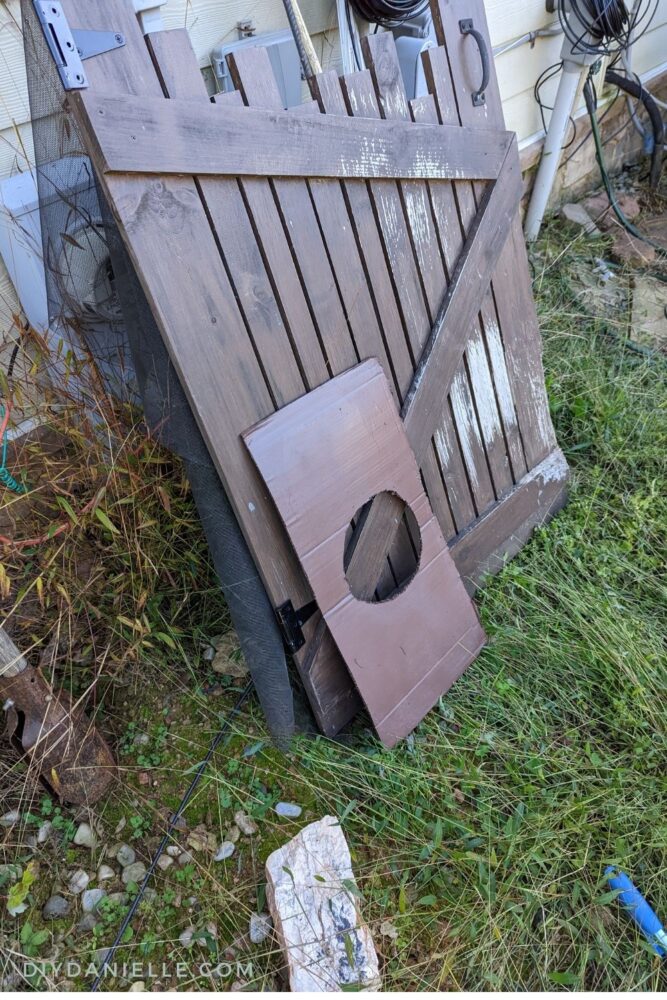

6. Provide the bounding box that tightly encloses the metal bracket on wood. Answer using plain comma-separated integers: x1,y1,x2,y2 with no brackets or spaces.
33,0,125,91
275,599,318,654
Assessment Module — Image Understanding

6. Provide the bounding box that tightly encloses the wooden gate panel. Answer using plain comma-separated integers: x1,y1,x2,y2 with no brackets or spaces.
428,0,556,470
362,32,512,513
339,69,467,542
57,0,568,739
64,0,358,732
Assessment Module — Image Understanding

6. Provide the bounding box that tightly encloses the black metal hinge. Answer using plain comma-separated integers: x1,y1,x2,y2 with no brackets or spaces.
275,599,318,654
33,0,125,91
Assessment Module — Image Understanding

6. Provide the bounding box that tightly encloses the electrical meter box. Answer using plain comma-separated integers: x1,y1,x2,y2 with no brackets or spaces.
211,31,303,108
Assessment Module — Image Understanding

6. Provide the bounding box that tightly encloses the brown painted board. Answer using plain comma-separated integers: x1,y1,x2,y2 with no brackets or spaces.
75,92,513,181
426,0,557,470
59,0,358,735
244,359,486,747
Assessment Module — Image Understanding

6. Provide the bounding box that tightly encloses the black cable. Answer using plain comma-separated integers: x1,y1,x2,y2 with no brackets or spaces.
605,67,664,189
534,61,578,150
583,69,667,258
347,0,429,30
90,681,253,991
557,0,657,57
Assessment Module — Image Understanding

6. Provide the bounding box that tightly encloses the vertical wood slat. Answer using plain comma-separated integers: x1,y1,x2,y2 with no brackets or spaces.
147,30,367,726
362,33,513,508
409,92,518,506
420,48,527,486
339,69,463,541
66,3,358,736
228,47,416,600
312,69,458,544
427,0,556,470
358,37,500,519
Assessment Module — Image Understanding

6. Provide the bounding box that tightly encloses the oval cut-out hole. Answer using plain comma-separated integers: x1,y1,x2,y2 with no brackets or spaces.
344,491,421,603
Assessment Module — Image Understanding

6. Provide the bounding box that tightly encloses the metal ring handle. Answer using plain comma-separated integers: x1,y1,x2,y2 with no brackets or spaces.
459,18,490,107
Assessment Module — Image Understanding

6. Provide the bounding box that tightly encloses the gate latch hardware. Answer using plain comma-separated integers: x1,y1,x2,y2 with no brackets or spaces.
33,0,125,91
275,599,318,654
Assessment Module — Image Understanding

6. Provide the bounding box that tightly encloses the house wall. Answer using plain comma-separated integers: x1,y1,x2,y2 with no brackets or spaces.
1,0,666,352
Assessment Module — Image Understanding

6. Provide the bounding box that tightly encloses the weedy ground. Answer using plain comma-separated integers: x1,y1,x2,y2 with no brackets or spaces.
0,205,666,992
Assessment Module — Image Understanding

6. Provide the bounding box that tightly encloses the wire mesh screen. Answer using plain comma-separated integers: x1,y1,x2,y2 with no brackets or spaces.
21,0,137,403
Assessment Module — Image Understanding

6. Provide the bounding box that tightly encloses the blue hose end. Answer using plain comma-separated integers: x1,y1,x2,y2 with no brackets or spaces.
606,867,666,957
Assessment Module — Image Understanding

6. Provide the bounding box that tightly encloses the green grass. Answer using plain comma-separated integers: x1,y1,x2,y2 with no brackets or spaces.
1,221,666,990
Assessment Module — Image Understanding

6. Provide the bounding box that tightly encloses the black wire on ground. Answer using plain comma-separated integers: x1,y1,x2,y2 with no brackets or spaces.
605,68,664,189
90,681,253,991
583,69,667,259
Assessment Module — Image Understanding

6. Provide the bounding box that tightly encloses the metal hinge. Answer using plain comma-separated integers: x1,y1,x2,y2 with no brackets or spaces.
275,599,318,654
33,0,125,91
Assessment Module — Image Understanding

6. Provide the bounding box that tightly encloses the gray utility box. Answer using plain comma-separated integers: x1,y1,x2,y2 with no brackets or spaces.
211,30,302,109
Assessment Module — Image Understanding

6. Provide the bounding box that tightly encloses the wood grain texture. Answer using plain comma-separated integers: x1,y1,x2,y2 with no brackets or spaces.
77,90,513,181
244,360,486,747
143,28,360,733
428,0,557,469
343,142,523,595
450,448,569,589
65,0,358,734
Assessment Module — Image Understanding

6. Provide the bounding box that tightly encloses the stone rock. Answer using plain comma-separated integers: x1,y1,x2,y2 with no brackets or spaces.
211,633,249,678
265,816,379,992
37,821,53,844
157,854,173,871
226,825,241,843
166,845,181,857
73,823,96,849
274,802,302,819
611,228,656,266
380,919,399,940
122,862,147,885
43,895,71,920
249,912,272,944
187,825,217,853
68,869,90,895
631,274,667,351
178,851,194,866
179,926,195,948
584,191,641,228
116,844,136,868
76,912,99,933
143,887,158,903
234,811,258,836
0,810,20,828
561,202,601,237
128,981,146,991
214,841,235,862
0,863,22,882
97,864,116,882
82,888,107,913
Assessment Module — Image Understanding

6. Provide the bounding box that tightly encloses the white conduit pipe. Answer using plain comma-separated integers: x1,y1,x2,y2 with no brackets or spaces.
524,61,584,242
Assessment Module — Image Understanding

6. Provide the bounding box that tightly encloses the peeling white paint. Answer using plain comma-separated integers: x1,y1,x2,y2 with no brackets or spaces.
434,425,450,467
466,331,501,445
484,318,518,430
449,371,480,490
248,501,256,512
